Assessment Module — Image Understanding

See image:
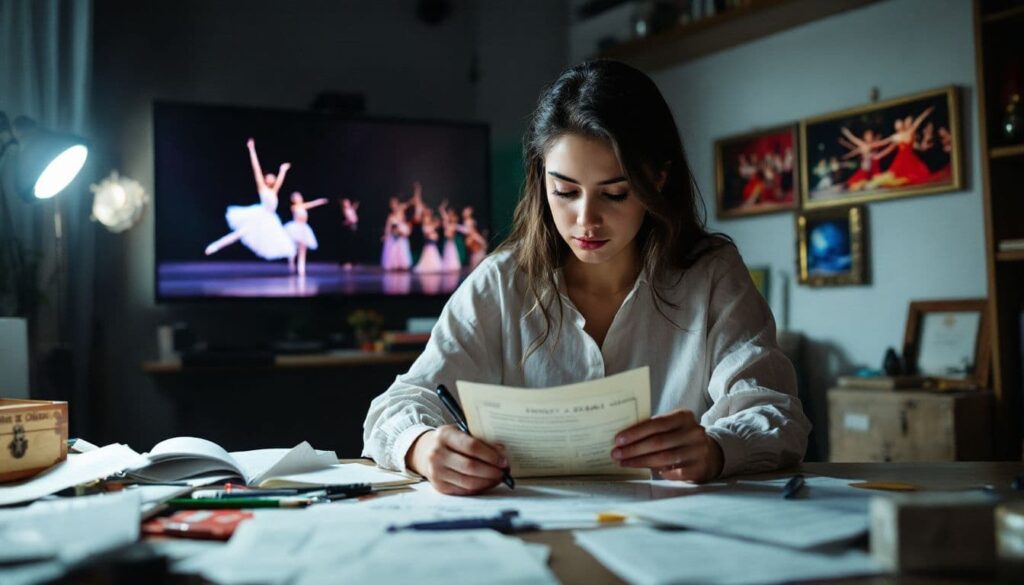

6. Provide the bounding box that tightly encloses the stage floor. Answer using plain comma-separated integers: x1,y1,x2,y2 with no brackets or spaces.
158,262,469,297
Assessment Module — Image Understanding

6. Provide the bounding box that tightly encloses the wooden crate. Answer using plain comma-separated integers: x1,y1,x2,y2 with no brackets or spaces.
0,399,68,482
828,388,991,462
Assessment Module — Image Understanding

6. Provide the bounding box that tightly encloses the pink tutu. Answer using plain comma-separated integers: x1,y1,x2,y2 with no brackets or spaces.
441,239,461,272
382,236,412,270
414,241,444,273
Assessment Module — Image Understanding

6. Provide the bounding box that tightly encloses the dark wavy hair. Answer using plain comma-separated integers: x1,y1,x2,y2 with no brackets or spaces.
498,60,730,357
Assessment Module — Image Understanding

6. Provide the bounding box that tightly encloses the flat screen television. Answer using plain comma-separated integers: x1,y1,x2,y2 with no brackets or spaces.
154,102,491,300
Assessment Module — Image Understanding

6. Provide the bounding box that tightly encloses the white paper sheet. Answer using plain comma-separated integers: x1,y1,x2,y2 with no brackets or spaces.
0,443,148,506
618,476,870,549
175,505,557,585
574,526,884,585
458,367,651,478
258,462,418,489
294,530,558,585
0,491,140,564
362,478,698,529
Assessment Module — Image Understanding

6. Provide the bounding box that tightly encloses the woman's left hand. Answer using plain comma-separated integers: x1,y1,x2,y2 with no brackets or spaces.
612,409,724,482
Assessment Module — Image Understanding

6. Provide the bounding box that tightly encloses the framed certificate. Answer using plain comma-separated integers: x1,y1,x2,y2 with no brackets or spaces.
902,299,990,388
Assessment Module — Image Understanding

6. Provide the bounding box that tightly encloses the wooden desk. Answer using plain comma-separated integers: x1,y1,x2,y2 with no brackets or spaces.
522,462,1024,585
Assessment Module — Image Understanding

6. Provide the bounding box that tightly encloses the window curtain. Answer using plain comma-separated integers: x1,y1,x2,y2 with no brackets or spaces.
0,0,95,436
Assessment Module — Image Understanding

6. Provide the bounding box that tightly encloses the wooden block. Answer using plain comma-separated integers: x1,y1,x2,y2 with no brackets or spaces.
870,493,996,572
0,399,68,483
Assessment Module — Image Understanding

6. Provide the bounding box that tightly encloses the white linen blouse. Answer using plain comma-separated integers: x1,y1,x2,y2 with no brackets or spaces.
362,244,811,477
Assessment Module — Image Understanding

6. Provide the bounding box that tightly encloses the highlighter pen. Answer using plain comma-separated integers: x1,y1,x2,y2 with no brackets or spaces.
435,384,515,490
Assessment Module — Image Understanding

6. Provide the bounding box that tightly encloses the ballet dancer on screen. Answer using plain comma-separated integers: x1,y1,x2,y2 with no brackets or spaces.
284,192,329,277
381,197,413,271
204,138,296,260
413,207,444,273
340,198,360,230
438,200,462,272
459,206,487,269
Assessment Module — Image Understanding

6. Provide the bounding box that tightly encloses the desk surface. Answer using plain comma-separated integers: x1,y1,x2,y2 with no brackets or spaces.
527,461,1024,585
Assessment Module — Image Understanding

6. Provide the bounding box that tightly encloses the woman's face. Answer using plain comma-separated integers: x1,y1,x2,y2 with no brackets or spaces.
544,133,646,266
265,174,277,187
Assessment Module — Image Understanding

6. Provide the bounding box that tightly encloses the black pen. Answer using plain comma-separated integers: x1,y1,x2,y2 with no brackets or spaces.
782,474,805,499
435,384,515,489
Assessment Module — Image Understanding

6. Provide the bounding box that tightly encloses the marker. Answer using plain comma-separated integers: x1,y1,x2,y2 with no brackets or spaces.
435,384,515,490
782,474,805,499
167,497,313,509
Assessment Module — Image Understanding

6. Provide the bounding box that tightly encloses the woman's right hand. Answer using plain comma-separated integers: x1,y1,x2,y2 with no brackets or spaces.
246,138,255,149
405,426,507,495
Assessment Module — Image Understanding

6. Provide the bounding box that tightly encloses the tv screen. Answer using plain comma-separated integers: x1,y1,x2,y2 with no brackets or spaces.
154,102,491,300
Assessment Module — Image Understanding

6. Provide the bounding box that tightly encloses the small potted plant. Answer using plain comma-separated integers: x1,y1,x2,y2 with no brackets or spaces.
347,308,384,352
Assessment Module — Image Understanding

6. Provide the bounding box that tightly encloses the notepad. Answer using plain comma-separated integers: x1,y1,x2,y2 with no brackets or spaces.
126,437,339,487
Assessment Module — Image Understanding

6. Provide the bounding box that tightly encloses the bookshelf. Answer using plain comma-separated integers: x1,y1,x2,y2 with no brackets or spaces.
974,0,1024,459
595,0,880,70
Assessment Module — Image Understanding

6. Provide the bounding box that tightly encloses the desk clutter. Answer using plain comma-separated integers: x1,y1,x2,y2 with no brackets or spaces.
1,438,1023,585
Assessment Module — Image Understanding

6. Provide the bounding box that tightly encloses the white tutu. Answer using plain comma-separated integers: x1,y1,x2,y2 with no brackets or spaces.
284,221,318,250
382,236,412,270
414,242,444,273
441,239,461,272
225,204,296,260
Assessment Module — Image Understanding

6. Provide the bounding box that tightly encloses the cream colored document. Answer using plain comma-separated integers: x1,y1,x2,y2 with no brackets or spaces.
457,366,651,478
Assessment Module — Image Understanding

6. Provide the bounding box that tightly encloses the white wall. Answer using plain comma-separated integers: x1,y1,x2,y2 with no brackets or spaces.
652,0,985,456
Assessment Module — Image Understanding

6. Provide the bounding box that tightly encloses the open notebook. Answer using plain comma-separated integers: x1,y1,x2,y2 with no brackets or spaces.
125,437,415,488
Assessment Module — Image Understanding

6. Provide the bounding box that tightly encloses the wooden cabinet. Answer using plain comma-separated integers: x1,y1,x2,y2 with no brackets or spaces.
828,388,991,462
974,0,1024,459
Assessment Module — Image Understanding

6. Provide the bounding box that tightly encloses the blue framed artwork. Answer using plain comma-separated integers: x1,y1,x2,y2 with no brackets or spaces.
796,206,867,286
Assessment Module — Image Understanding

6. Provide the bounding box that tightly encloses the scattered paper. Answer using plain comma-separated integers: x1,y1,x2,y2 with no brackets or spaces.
363,478,698,530
618,476,870,549
0,444,148,506
0,491,140,565
575,526,884,585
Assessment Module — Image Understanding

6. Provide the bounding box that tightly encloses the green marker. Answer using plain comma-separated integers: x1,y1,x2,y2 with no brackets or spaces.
167,496,312,509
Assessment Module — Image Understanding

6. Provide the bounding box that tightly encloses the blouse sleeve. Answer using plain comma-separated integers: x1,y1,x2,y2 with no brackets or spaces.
361,259,505,472
699,248,812,477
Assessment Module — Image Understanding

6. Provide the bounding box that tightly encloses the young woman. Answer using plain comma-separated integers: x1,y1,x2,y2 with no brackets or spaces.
363,60,810,495
284,192,328,277
204,138,296,260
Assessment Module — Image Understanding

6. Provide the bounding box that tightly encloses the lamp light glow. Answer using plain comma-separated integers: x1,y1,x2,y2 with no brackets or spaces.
33,144,89,199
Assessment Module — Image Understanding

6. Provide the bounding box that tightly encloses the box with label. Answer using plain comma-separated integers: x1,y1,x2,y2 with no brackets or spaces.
828,388,990,462
0,399,68,482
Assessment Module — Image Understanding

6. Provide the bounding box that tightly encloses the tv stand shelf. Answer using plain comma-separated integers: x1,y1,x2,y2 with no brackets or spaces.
142,350,420,373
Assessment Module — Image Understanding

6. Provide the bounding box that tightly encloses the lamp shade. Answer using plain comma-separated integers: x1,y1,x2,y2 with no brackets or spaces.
7,123,89,202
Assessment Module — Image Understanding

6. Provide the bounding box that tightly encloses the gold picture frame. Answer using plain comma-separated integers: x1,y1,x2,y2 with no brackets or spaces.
796,205,867,286
714,124,800,219
800,86,962,209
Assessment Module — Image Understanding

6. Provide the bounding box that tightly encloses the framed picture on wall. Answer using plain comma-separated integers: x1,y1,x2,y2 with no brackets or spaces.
800,86,961,209
902,299,990,388
714,124,799,219
796,205,867,286
748,266,771,303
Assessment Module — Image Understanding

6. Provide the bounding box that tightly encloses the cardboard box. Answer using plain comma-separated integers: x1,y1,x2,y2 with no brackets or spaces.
828,388,991,461
0,399,68,483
